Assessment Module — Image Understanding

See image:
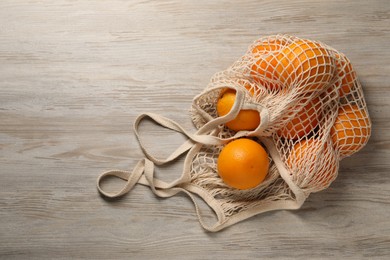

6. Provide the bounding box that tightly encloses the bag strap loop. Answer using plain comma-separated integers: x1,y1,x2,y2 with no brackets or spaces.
133,113,229,165
96,157,227,232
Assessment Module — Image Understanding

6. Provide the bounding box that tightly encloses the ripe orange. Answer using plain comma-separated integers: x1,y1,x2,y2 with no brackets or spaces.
334,53,356,97
252,39,335,92
287,138,337,190
216,88,260,132
331,104,371,157
251,38,286,55
277,96,321,139
217,138,269,190
250,39,286,91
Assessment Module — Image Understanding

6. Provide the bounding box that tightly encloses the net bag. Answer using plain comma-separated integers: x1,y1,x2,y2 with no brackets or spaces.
97,35,371,232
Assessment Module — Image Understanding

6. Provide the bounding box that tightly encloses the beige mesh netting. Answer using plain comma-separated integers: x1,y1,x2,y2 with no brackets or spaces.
97,34,371,232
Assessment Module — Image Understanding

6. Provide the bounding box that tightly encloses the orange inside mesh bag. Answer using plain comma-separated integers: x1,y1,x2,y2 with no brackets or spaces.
97,35,371,232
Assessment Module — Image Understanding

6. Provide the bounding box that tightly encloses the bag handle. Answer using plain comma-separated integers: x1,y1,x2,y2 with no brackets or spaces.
97,113,199,197
96,158,228,232
97,113,231,231
133,113,225,165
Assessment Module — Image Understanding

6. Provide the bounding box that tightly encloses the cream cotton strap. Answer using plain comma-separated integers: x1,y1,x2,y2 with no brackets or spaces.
96,113,229,232
133,113,224,165
96,158,228,232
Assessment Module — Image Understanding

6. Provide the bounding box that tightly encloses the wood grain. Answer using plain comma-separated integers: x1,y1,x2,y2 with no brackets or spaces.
1,0,389,259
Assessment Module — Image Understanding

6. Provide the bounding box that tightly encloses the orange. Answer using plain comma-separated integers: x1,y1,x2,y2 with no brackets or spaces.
217,138,269,190
251,56,280,91
334,53,356,97
252,39,335,92
250,39,286,91
287,138,337,190
251,38,286,55
277,96,321,139
331,104,371,157
279,39,336,91
216,88,260,132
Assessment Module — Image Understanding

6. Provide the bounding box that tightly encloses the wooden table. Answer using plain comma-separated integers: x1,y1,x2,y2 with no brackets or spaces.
1,0,389,258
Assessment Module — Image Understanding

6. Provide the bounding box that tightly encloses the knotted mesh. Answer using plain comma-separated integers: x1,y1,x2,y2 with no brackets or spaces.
189,34,371,219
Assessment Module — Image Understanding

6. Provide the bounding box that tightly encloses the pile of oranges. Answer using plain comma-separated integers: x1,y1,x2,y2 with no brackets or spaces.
216,37,371,191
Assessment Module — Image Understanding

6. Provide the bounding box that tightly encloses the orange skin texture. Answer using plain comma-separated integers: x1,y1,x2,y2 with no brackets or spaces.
216,88,260,132
250,39,286,90
217,138,270,190
277,97,321,139
251,39,335,92
331,105,371,157
251,39,286,55
287,139,337,189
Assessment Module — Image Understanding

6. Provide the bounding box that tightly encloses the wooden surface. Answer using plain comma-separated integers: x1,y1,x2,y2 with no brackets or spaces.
1,0,389,259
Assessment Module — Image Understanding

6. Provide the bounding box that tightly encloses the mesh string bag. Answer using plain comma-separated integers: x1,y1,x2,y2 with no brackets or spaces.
97,35,371,232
